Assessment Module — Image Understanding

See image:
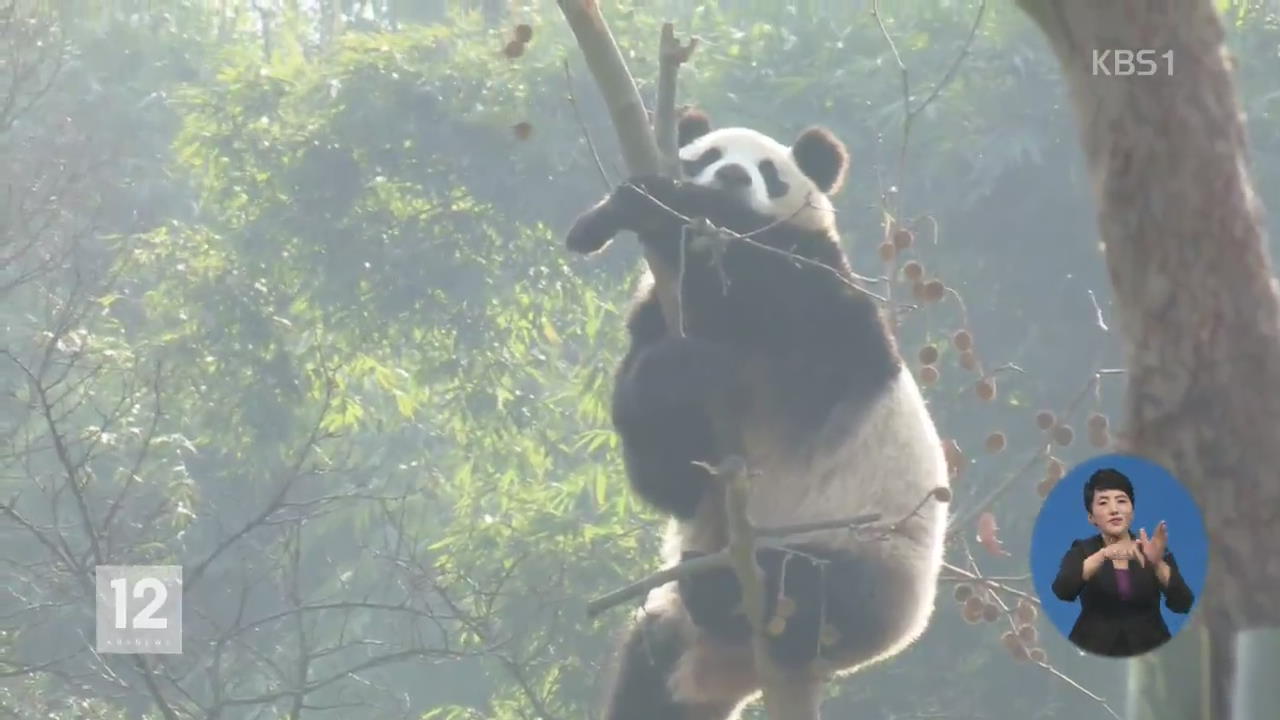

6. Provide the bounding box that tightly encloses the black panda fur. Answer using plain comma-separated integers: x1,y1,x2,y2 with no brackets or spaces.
566,109,949,720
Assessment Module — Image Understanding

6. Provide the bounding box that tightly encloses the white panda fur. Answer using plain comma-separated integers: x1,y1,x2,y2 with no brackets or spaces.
676,126,837,235
564,109,950,720
655,364,948,707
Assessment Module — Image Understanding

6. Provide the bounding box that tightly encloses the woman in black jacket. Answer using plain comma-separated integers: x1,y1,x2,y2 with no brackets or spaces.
1051,468,1195,657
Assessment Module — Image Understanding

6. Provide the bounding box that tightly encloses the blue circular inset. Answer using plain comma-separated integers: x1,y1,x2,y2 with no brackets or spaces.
1029,453,1207,658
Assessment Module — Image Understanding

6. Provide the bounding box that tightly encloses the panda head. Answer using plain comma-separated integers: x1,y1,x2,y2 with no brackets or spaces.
676,109,848,233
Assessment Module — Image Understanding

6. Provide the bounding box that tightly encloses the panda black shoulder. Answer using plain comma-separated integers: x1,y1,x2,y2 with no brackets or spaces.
695,218,901,440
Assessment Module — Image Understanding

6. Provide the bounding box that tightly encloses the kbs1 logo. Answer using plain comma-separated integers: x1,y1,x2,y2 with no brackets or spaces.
1092,49,1174,76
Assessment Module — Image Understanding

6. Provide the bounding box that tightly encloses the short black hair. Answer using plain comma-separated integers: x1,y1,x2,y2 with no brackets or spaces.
1084,468,1134,513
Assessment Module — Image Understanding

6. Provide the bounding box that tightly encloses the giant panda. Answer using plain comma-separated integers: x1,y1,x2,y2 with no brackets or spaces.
565,109,950,720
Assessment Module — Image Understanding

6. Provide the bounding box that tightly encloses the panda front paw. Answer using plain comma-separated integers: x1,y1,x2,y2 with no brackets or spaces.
565,176,681,255
601,175,681,240
565,196,622,255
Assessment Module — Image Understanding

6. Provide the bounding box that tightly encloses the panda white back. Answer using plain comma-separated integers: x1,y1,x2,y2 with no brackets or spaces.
740,362,949,662
662,344,950,677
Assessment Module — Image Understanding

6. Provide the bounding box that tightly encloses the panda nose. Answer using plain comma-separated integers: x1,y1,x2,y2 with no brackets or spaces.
715,164,752,188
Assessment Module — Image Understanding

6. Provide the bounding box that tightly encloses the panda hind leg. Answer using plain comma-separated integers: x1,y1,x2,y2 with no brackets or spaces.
680,546,927,672
602,607,743,720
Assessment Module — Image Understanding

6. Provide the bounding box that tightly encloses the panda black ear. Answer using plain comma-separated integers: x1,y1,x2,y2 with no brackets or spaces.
677,107,713,148
792,127,849,195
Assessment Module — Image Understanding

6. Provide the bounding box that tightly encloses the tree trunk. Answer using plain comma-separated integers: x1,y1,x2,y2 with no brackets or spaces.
1015,1,1280,718
1127,619,1210,720
1231,626,1280,719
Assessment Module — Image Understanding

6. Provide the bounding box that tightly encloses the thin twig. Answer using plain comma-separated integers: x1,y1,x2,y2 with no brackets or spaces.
757,512,883,538
587,490,937,618
1039,663,1124,720
872,0,988,197
945,367,1126,538
563,58,611,189
940,561,1040,605
870,0,911,190
1087,289,1110,333
912,0,988,119
625,181,892,304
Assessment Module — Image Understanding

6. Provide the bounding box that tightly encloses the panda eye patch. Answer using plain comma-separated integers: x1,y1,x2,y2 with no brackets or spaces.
682,147,722,177
758,160,790,199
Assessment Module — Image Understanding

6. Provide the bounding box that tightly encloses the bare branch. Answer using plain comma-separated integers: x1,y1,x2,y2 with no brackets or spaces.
555,0,662,176
587,489,939,618
625,181,892,305
710,457,819,720
563,58,612,189
556,0,694,335
945,367,1124,539
654,23,698,174
871,0,988,197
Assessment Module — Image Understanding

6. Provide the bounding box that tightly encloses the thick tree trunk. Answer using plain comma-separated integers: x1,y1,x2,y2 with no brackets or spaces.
1126,620,1210,720
1015,1,1280,718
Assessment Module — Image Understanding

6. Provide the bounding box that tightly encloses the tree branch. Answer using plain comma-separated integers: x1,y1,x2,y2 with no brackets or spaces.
555,0,663,177
556,0,689,334
717,457,821,720
655,22,697,174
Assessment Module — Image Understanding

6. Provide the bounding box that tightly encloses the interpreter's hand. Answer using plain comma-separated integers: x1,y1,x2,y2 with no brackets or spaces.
1138,521,1169,566
1103,540,1146,566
